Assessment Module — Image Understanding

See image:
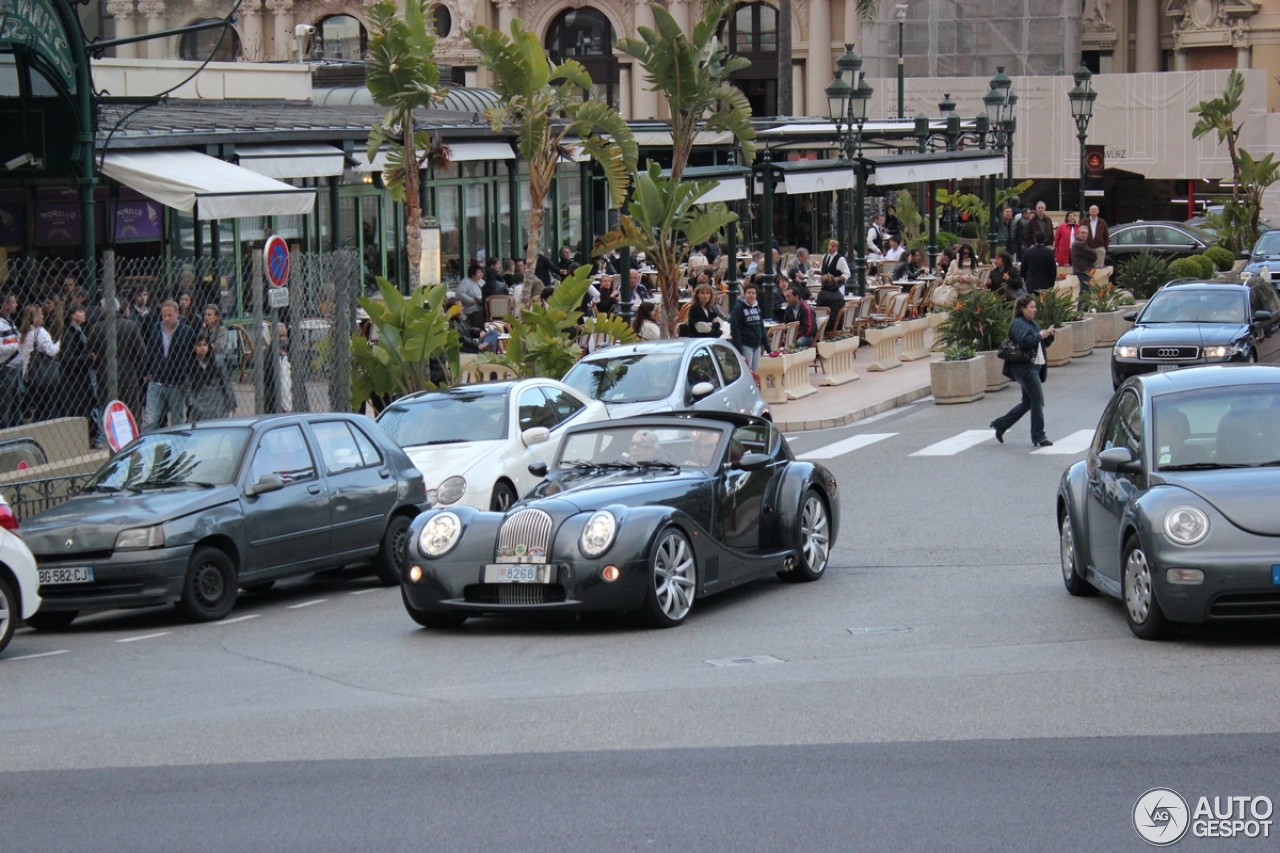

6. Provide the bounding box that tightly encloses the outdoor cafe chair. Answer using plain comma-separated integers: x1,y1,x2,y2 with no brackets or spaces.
765,323,788,353
486,294,515,320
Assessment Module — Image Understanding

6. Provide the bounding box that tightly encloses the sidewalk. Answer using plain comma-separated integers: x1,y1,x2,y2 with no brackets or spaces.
771,331,942,433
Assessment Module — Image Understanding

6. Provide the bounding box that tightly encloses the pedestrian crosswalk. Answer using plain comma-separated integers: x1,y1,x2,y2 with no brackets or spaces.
795,426,1096,462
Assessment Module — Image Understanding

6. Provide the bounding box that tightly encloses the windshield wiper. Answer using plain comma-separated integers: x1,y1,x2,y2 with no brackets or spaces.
636,460,681,470
1160,462,1252,471
565,459,637,471
83,484,122,493
418,438,472,445
133,479,217,489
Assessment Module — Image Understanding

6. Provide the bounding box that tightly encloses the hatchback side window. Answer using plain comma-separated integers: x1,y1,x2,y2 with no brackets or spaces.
687,348,723,391
249,425,316,484
712,344,742,384
540,387,585,426
310,421,367,475
349,423,384,466
518,388,558,430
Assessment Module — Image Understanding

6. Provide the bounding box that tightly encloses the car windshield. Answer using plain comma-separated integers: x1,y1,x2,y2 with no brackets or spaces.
86,428,250,490
558,425,726,470
377,391,510,445
1139,291,1244,324
1253,232,1280,257
1154,384,1280,469
563,353,683,403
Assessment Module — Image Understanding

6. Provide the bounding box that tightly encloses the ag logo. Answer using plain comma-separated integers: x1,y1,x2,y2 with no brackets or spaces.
1134,788,1190,846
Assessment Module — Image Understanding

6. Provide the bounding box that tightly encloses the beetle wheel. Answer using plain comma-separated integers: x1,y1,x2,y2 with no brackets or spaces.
1122,537,1176,640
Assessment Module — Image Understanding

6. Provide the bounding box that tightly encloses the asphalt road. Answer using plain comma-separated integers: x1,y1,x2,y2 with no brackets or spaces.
3,352,1278,851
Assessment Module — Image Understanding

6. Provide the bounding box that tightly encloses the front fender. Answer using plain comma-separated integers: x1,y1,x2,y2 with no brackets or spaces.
774,461,840,553
164,501,245,554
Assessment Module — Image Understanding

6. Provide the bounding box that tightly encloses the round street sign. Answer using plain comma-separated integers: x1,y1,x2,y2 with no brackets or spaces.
102,400,139,453
265,235,290,288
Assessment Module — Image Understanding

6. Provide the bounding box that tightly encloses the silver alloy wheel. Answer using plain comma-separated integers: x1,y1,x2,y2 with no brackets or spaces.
1124,547,1154,624
801,495,829,573
0,585,10,639
1060,517,1076,582
653,532,696,621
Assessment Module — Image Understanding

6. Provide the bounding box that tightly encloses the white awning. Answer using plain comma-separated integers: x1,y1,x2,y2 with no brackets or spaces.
235,144,345,179
102,150,316,220
778,168,856,194
695,176,748,204
448,141,515,161
868,155,1005,186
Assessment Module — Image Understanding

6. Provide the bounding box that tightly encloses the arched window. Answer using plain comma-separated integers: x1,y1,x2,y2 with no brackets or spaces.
179,20,241,62
721,2,778,117
544,9,618,108
316,15,367,60
432,4,452,38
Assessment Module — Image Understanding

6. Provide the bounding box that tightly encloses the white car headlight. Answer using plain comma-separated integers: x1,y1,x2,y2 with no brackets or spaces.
435,476,467,505
1114,345,1138,358
115,525,164,550
1164,506,1209,546
580,511,617,558
418,512,462,557
1202,345,1239,359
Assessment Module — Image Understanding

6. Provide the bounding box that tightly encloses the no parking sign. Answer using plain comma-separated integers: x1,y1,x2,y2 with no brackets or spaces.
264,235,290,288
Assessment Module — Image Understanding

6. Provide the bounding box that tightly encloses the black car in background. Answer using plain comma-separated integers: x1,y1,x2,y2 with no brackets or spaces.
1104,221,1217,267
1110,280,1280,388
20,414,426,628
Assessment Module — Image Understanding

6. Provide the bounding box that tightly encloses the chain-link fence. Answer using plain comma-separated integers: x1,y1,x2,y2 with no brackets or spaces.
0,250,360,519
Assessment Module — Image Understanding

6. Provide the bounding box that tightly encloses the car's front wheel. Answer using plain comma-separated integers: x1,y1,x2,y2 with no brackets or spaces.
177,546,238,622
0,576,15,654
1122,536,1177,640
781,489,829,583
373,515,411,586
25,610,78,631
490,481,517,512
401,589,467,629
641,528,696,628
1060,512,1096,596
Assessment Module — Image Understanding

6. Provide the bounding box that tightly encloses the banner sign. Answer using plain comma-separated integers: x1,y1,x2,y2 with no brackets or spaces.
0,0,76,93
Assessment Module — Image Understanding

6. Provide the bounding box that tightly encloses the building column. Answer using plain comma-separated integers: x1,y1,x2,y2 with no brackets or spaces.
1135,0,1160,72
807,0,832,123
632,1,659,119
266,0,294,61
843,0,858,45
240,0,264,61
136,0,167,58
1237,45,1251,69
495,0,517,34
1174,49,1189,71
668,0,690,35
106,0,137,59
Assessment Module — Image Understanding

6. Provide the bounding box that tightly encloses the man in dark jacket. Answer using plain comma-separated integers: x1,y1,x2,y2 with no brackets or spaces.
999,207,1018,254
1012,208,1034,261
1021,201,1055,251
782,286,818,347
1021,231,1057,295
729,282,764,372
481,257,507,299
142,300,195,432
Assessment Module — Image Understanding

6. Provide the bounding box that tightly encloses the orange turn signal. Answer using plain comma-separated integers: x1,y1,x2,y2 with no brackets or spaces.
601,565,620,582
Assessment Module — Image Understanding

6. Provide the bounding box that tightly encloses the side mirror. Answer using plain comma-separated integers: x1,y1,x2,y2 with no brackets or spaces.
521,427,550,446
1254,309,1272,322
690,381,715,399
1098,446,1141,475
734,452,771,472
245,474,284,496
528,461,548,477
1123,311,1138,322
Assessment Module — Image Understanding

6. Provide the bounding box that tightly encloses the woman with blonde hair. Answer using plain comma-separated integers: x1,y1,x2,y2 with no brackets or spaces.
19,304,60,423
683,284,722,339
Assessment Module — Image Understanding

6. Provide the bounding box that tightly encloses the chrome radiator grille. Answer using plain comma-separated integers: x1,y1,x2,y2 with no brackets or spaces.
496,508,553,563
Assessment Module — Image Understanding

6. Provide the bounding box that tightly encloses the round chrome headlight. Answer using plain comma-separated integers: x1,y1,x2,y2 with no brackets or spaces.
580,511,617,558
436,476,467,505
419,512,462,557
1163,506,1209,546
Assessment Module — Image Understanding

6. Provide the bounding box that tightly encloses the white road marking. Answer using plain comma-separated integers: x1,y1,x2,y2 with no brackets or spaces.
287,599,328,610
910,429,995,456
798,433,897,460
204,614,260,625
348,588,383,595
8,649,69,660
116,632,172,643
1030,429,1095,455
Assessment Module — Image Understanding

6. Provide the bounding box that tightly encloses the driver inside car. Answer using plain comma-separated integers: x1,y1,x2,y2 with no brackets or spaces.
627,430,662,463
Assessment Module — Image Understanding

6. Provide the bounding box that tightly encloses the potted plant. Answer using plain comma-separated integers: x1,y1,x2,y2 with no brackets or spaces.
935,289,1012,392
1035,288,1076,367
930,343,985,404
1114,251,1170,301
1081,281,1136,344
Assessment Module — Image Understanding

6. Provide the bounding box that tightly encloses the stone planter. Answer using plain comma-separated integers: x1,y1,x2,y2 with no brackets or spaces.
1089,309,1129,345
757,348,817,403
928,311,950,351
864,324,904,371
978,350,1009,392
1068,316,1096,358
815,336,861,386
900,317,931,361
1045,322,1074,367
930,356,985,404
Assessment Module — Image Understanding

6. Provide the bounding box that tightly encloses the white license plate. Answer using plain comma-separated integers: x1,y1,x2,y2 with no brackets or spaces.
1157,364,1181,372
483,564,554,584
38,566,93,585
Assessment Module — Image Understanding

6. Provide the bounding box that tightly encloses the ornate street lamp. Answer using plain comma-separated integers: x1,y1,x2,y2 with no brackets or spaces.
1067,62,1097,213
825,44,873,296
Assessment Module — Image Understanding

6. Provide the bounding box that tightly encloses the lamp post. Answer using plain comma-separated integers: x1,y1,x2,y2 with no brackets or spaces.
894,3,909,120
826,44,873,296
984,67,1012,257
938,93,959,234
1067,62,1097,214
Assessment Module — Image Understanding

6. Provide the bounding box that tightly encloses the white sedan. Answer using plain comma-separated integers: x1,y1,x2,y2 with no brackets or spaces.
0,494,41,655
375,379,608,511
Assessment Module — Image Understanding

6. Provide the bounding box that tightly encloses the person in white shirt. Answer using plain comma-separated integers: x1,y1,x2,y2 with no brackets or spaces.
18,304,60,423
867,213,887,255
687,246,708,267
818,239,851,289
455,264,486,329
743,251,764,279
0,293,20,428
883,236,905,262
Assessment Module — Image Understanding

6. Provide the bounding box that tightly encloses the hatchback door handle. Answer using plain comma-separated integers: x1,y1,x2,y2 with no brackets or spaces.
378,468,391,479
308,484,322,495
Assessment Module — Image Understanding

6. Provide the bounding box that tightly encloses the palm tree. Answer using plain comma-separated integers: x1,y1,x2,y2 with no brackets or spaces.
467,19,637,306
365,0,445,291
1191,69,1245,202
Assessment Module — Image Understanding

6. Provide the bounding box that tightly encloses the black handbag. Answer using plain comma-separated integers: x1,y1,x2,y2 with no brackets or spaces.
26,347,59,389
997,335,1032,363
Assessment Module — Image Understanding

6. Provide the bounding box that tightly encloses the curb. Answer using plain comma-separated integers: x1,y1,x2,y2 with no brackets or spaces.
774,383,933,433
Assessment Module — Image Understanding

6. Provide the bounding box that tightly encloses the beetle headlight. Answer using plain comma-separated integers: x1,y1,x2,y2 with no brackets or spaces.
580,511,617,558
115,525,164,550
435,476,466,505
418,512,462,557
1164,506,1209,546
1114,345,1138,358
